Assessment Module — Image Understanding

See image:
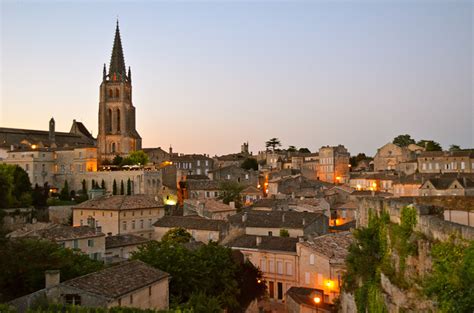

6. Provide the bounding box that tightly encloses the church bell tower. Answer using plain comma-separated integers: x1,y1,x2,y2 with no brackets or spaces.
98,21,141,162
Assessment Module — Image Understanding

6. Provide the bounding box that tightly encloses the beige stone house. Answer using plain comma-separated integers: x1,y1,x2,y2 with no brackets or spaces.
297,232,353,303
228,210,328,238
392,174,423,197
154,215,229,242
419,177,474,196
417,151,474,174
349,172,396,193
10,260,170,312
105,234,151,262
183,199,237,220
24,225,105,261
227,235,299,302
317,145,350,184
241,185,263,205
73,195,165,238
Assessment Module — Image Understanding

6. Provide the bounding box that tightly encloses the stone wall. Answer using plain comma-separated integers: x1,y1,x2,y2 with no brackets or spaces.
48,205,73,224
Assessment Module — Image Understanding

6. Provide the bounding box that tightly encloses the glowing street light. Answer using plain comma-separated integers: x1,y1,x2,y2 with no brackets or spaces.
313,296,321,304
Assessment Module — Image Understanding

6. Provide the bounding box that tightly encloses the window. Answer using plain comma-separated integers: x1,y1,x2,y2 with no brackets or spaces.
461,162,466,170
277,261,283,274
305,272,310,284
269,260,275,273
80,219,83,226
286,262,293,275
260,259,266,272
226,174,231,180
309,254,315,265
245,174,249,180
268,231,273,236
206,191,210,198
149,219,152,227
88,239,94,247
269,281,274,299
132,220,136,229
205,160,209,167
277,282,283,300
197,160,201,166
140,220,144,229
25,164,29,171
73,240,79,249
122,221,127,231
317,273,323,285
65,294,81,305
130,294,133,304
149,286,152,296
422,163,427,170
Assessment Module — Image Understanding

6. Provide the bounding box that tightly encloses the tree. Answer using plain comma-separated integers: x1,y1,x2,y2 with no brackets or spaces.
265,138,281,151
91,179,96,189
127,178,132,195
0,238,104,302
112,179,117,195
287,145,297,152
122,150,149,166
298,147,311,153
218,181,245,208
120,180,124,195
449,145,461,152
393,134,416,147
417,140,442,151
101,179,106,190
241,158,258,171
59,181,70,201
112,154,123,166
32,184,48,208
81,179,87,195
350,153,373,168
279,229,290,237
162,227,192,244
0,173,11,209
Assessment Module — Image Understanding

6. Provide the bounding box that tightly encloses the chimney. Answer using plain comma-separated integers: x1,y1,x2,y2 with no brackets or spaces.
45,270,60,289
229,201,235,209
256,236,262,246
49,117,55,144
302,217,306,226
169,145,173,154
282,213,286,223
242,212,248,223
10,145,14,151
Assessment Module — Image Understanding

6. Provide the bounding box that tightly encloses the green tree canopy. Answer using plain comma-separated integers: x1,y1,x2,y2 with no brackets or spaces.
287,145,297,152
279,229,290,237
417,140,442,151
350,153,373,168
449,144,461,152
162,227,192,244
218,181,245,208
393,134,416,147
298,147,311,153
241,158,258,171
112,179,117,195
122,150,149,166
112,154,123,166
265,138,281,151
0,239,104,302
0,164,32,208
59,180,70,201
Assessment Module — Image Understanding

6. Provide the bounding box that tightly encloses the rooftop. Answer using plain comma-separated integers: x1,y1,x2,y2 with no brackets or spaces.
74,195,164,210
105,234,151,249
301,232,353,263
154,215,228,231
229,210,326,229
62,260,169,299
28,225,104,241
185,199,236,212
226,234,298,252
286,287,333,311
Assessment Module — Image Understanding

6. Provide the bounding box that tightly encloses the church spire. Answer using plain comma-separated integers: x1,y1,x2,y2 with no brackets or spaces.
109,20,126,81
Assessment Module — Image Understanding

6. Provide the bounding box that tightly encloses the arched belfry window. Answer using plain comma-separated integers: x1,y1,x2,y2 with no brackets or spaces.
115,89,120,98
117,109,121,132
108,109,112,132
108,89,113,98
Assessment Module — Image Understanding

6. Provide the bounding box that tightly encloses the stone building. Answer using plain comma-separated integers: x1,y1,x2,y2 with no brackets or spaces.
208,164,259,186
183,199,237,220
286,287,332,313
73,195,165,238
172,153,214,177
10,260,170,311
153,215,229,242
97,22,141,161
373,143,423,172
417,150,474,174
419,176,474,196
317,145,350,184
105,234,151,262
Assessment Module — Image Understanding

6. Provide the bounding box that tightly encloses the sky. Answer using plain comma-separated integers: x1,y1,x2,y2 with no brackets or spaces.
1,0,473,156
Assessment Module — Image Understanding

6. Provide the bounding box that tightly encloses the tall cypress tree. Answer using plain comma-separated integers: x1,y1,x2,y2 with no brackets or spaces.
112,179,117,195
127,178,132,195
81,179,87,195
120,180,124,195
101,179,106,190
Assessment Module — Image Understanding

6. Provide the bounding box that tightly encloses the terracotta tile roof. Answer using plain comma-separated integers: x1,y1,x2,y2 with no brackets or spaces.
186,179,220,190
185,199,235,212
154,215,228,231
62,260,169,299
229,210,326,229
226,234,298,252
105,234,151,249
74,195,164,210
241,185,261,195
301,232,353,262
29,226,104,241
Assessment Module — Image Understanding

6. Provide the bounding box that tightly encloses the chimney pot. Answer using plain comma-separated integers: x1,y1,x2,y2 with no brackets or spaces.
45,270,60,289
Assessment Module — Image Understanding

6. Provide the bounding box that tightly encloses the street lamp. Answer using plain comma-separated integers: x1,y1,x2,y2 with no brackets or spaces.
313,295,321,313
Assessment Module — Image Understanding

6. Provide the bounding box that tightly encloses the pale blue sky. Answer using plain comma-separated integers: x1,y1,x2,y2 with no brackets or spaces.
1,0,473,155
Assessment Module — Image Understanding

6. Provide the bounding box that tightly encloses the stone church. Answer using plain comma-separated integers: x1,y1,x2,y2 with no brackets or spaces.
98,21,142,161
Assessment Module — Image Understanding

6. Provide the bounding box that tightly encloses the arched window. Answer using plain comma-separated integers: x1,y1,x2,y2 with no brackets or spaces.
108,89,113,98
108,109,112,132
117,109,121,132
111,142,116,153
115,88,120,98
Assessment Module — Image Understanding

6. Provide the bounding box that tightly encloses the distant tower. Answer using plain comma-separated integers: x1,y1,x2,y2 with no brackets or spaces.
241,141,249,156
98,21,141,161
49,117,55,144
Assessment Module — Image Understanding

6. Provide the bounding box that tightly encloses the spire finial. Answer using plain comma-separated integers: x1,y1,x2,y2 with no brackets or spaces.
109,19,126,80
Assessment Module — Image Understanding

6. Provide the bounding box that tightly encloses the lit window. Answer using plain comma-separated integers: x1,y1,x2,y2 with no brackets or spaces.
305,272,310,284
310,254,315,265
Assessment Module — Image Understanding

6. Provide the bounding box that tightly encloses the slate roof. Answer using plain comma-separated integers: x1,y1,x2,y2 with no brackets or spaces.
154,216,228,231
241,185,261,195
62,260,169,299
106,234,150,249
302,232,353,262
185,199,235,212
28,226,104,241
423,177,474,190
229,210,325,229
74,195,164,210
419,150,474,158
226,234,298,252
